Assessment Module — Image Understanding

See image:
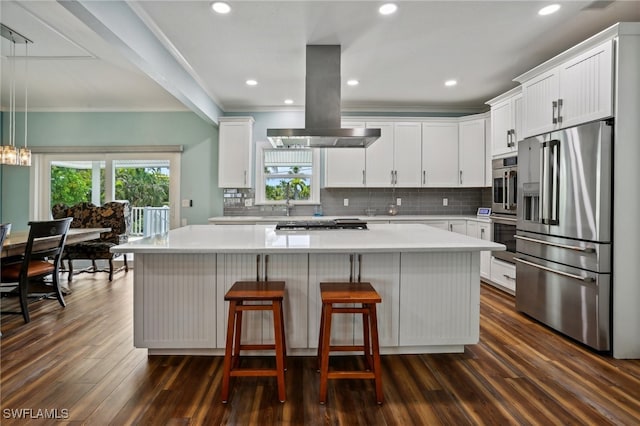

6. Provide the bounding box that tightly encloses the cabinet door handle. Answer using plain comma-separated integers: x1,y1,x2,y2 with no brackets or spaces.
449,223,453,232
506,129,511,147
256,254,261,281
557,98,563,124
244,170,247,185
394,170,398,185
264,254,269,282
349,254,354,283
362,170,366,185
459,170,463,185
423,170,426,185
357,254,362,283
390,170,394,185
552,101,558,124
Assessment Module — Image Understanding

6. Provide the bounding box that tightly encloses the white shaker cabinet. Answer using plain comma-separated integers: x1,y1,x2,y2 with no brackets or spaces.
487,88,522,157
458,117,487,187
468,221,492,280
218,117,254,188
365,121,422,188
325,121,366,187
448,219,467,235
421,121,459,186
489,257,516,294
392,122,422,187
364,122,395,187
520,40,613,138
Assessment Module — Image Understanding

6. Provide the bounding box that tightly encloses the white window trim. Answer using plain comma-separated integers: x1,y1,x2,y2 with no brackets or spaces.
30,152,181,229
254,140,320,205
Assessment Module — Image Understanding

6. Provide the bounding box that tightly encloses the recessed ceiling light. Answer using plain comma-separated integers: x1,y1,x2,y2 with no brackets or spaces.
245,79,258,86
379,3,398,15
445,80,457,87
284,99,294,105
347,79,359,86
211,2,231,14
538,4,561,16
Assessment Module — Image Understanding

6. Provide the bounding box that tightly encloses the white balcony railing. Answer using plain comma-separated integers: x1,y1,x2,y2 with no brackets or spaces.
130,206,170,237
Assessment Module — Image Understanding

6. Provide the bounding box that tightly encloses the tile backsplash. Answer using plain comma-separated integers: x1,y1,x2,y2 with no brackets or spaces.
224,187,492,217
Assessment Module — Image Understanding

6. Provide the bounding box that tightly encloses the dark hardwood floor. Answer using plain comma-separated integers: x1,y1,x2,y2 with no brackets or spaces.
2,271,640,425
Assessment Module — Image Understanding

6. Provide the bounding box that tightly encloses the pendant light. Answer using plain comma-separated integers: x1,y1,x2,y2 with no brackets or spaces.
1,23,32,166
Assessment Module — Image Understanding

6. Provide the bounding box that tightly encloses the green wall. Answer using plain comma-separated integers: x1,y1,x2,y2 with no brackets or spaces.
0,111,221,231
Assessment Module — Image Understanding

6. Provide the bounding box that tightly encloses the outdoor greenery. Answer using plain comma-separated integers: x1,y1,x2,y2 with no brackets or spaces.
51,166,169,207
264,165,311,201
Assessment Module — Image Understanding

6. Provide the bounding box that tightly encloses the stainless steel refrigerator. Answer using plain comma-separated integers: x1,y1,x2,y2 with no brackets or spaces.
515,119,613,351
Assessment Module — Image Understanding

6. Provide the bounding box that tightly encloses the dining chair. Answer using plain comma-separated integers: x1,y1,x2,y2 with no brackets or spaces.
0,223,10,249
0,218,73,323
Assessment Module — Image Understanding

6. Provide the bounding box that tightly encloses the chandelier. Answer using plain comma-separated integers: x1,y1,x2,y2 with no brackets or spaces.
1,23,32,166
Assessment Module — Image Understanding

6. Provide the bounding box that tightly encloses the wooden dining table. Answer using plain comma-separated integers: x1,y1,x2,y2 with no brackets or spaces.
1,228,110,259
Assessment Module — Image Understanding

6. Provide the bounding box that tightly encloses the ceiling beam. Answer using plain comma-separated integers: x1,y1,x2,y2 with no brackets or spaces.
58,0,222,125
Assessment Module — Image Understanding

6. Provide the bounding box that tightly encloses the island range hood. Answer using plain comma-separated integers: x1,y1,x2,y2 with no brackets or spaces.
267,45,380,148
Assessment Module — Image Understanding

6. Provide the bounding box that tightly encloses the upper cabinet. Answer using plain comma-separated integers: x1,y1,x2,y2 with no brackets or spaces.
363,122,396,187
421,121,459,186
325,116,489,189
366,122,422,188
392,122,423,187
325,121,422,188
487,87,522,157
519,39,614,138
218,117,254,188
458,117,487,187
325,121,366,187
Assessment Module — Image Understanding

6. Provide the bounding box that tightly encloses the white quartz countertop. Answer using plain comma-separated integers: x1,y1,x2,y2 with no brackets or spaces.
208,215,491,223
112,223,505,254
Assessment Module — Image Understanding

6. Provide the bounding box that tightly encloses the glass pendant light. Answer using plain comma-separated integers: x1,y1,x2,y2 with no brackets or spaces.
1,23,32,166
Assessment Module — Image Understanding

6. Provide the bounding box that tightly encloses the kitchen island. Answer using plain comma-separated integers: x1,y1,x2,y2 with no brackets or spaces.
112,223,504,355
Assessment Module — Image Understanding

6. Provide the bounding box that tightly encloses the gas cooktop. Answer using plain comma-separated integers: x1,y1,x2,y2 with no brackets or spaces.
275,218,368,230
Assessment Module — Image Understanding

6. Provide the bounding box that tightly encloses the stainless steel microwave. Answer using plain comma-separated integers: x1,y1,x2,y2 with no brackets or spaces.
492,157,517,215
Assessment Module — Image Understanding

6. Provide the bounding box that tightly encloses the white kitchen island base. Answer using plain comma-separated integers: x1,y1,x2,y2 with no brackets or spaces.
115,224,502,356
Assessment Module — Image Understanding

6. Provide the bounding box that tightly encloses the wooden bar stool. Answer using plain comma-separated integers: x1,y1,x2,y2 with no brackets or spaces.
221,281,287,403
317,281,383,405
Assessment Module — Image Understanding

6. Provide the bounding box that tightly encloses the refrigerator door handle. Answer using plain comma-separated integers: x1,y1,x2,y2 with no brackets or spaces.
540,141,549,223
514,257,596,285
514,235,596,253
548,139,560,225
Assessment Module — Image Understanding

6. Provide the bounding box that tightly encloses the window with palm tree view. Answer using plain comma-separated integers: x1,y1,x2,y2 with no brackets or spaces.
262,149,318,203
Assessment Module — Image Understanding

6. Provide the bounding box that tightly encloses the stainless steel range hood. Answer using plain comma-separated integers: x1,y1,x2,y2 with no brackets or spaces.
267,45,380,148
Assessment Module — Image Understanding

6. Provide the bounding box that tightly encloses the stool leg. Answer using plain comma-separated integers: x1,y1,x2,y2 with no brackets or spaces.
362,306,372,371
221,300,237,403
317,301,326,372
369,303,383,405
319,303,333,404
273,300,286,403
279,300,287,371
232,302,243,369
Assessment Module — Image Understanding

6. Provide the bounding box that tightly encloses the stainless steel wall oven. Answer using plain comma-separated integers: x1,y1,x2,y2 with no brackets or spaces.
491,156,517,264
492,157,517,215
491,214,516,264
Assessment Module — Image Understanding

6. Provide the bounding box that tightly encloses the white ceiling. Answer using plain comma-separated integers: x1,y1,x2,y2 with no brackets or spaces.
1,1,639,117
